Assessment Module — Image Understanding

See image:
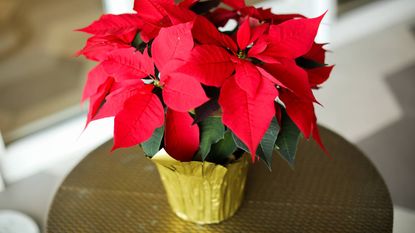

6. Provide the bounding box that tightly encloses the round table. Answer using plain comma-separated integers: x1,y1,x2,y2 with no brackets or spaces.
46,127,393,233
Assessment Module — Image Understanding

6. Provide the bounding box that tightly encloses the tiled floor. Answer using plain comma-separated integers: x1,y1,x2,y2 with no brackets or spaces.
0,155,84,232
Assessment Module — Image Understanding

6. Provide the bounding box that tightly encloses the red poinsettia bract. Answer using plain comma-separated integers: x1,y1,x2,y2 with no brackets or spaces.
77,0,332,162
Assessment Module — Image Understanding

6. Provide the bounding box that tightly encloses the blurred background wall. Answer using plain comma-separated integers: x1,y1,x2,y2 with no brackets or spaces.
0,0,414,232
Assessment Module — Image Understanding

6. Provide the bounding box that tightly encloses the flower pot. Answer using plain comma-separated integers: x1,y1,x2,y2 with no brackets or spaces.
151,149,249,224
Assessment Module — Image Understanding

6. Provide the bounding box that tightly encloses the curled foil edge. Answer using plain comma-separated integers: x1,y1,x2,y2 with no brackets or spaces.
151,149,249,224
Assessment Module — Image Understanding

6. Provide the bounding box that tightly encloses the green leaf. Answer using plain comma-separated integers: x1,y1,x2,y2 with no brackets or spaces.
296,57,326,69
193,97,220,124
197,116,225,160
275,111,301,166
141,125,164,157
190,0,220,14
132,33,147,52
231,131,249,152
209,131,237,162
231,117,280,170
258,117,280,169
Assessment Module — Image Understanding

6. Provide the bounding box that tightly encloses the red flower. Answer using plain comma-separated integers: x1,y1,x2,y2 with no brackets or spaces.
81,22,207,160
180,13,325,159
77,0,333,162
76,31,136,62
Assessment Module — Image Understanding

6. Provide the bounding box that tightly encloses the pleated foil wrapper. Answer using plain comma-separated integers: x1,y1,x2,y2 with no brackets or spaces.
151,149,249,224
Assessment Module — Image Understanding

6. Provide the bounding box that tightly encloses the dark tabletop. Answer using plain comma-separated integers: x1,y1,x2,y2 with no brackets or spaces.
47,127,393,233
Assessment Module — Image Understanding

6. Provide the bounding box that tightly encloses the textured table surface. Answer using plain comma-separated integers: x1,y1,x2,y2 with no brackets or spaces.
47,127,393,233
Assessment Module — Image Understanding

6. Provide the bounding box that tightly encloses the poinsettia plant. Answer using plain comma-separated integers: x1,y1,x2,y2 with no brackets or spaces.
77,0,333,168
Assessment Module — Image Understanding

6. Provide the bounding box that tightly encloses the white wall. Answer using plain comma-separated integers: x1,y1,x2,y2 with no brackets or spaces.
103,0,134,14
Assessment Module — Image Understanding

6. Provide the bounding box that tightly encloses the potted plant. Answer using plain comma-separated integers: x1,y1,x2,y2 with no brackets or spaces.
77,0,333,224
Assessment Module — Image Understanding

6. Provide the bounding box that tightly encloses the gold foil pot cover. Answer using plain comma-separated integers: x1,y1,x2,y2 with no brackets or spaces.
151,149,249,224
